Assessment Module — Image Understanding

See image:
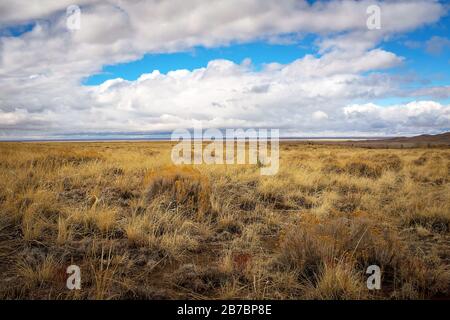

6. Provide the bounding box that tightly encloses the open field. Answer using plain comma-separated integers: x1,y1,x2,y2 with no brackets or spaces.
0,141,449,299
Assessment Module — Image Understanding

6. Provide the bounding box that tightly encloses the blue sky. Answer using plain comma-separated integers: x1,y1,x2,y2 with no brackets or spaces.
84,32,450,89
381,13,450,80
84,14,450,91
84,36,318,85
81,10,450,109
6,15,450,93
0,22,35,37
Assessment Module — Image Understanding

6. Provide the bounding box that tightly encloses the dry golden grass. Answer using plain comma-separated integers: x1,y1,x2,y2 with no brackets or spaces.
0,141,449,299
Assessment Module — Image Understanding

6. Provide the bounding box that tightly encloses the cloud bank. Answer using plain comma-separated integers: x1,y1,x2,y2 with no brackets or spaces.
0,0,449,138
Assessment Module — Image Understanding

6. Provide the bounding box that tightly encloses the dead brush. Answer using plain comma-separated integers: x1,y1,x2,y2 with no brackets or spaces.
1,142,449,299
403,206,450,234
413,154,428,166
301,260,367,300
26,149,104,169
344,161,382,179
89,241,121,299
275,218,323,276
16,255,57,289
368,153,403,171
276,213,449,298
77,206,118,235
144,165,212,219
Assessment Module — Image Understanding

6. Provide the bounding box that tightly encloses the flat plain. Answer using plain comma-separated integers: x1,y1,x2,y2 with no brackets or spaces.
0,141,449,299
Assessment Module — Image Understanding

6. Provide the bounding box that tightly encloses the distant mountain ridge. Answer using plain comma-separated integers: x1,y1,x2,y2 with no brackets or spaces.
301,131,450,148
385,132,450,143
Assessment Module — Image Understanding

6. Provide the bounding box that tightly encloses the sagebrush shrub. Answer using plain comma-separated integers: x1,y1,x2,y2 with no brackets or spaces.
145,166,212,218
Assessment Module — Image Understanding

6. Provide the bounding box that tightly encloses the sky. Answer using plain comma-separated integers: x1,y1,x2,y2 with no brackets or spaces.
0,0,449,139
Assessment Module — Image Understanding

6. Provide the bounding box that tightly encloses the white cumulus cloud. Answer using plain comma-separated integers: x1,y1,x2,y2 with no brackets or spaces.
0,0,448,138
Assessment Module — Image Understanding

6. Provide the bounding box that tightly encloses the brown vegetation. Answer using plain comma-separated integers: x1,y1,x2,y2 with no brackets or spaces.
0,141,449,299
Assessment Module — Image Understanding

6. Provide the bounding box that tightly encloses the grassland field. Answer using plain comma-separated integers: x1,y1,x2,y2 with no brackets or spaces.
0,141,449,299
